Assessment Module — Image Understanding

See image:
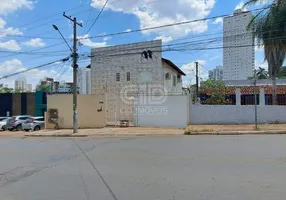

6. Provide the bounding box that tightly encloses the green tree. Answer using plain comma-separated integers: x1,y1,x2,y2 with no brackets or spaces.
36,84,51,92
244,0,286,104
278,66,286,78
13,88,23,93
199,80,231,105
256,67,268,79
0,84,13,93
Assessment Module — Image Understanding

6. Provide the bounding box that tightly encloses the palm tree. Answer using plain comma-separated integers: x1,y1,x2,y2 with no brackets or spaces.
244,0,286,104
256,67,268,79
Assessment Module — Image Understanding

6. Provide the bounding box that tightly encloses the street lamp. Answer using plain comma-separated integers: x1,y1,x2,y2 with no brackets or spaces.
52,24,72,52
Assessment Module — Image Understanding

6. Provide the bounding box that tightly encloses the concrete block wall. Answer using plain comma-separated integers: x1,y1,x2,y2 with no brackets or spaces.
189,104,286,124
91,40,163,95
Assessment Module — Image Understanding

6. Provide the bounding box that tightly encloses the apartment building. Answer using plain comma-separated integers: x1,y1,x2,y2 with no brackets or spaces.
208,66,223,80
77,67,91,94
223,9,254,80
14,77,27,91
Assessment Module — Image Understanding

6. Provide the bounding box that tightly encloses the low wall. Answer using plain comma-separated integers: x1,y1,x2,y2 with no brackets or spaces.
135,95,188,128
190,104,286,124
46,94,106,129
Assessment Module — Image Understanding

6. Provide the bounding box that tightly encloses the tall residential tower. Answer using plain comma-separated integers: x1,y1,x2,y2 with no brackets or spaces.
223,9,254,80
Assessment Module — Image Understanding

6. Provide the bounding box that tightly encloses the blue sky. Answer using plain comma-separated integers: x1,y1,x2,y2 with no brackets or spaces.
0,0,270,88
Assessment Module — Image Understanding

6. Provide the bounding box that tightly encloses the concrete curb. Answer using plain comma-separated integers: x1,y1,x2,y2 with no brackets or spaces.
186,130,286,135
24,134,88,137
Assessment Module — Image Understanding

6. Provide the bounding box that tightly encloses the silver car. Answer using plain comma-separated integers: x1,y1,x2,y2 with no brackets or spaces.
22,117,45,132
0,117,8,131
6,115,32,131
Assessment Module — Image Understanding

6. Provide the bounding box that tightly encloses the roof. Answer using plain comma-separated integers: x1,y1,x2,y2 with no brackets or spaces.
202,85,286,95
162,58,186,76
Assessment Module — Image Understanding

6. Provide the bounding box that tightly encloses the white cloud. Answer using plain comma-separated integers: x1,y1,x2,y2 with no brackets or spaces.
103,36,111,41
91,0,216,39
0,17,23,38
0,0,34,15
235,1,248,11
255,59,268,70
0,59,72,88
0,59,23,73
235,0,272,11
213,17,223,25
78,34,108,48
0,40,21,51
23,38,46,47
124,29,132,32
154,35,172,43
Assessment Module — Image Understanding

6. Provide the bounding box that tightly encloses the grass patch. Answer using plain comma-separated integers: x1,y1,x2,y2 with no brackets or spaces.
253,126,261,131
184,128,214,135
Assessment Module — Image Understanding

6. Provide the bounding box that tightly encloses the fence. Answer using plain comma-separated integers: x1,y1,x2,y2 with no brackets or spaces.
200,87,286,105
190,89,286,124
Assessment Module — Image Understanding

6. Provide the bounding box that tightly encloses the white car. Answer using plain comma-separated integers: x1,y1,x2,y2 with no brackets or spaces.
0,117,8,131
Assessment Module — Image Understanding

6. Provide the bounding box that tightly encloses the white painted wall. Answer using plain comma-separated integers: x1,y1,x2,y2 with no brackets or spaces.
190,104,286,124
135,95,188,128
162,61,183,94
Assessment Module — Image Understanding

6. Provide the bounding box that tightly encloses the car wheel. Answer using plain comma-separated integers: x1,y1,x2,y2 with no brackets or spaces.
16,125,22,131
34,126,40,131
8,128,13,131
2,125,6,131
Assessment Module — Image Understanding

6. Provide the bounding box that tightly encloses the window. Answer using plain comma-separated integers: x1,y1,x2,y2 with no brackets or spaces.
173,75,176,86
116,73,120,81
127,72,130,81
35,117,45,121
19,117,28,120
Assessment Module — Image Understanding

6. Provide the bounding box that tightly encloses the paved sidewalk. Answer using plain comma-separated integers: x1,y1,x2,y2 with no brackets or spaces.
186,124,286,131
1,124,286,137
23,127,184,137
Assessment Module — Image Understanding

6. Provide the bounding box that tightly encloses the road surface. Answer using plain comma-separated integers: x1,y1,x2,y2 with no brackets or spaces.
0,135,286,200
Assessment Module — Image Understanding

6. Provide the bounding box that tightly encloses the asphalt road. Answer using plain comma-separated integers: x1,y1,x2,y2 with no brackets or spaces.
0,135,286,200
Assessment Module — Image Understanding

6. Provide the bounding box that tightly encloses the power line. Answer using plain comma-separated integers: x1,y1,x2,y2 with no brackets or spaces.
82,6,273,40
0,57,70,80
0,42,66,59
85,0,109,35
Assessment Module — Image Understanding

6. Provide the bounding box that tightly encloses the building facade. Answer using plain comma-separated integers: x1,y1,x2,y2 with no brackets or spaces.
208,66,223,80
77,67,91,94
14,77,27,91
223,9,254,80
26,84,32,92
90,40,185,124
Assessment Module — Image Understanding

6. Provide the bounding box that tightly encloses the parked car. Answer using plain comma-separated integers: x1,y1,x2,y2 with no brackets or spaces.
6,115,32,131
0,117,7,121
0,117,9,130
22,116,45,132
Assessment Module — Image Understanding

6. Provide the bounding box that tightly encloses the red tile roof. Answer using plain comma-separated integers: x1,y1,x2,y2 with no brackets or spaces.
202,85,286,95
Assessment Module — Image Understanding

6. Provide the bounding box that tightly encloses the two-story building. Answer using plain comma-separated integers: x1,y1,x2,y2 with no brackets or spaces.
90,40,186,124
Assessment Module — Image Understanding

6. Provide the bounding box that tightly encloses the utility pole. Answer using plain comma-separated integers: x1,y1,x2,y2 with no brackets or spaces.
63,12,83,133
195,62,199,102
254,69,258,130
